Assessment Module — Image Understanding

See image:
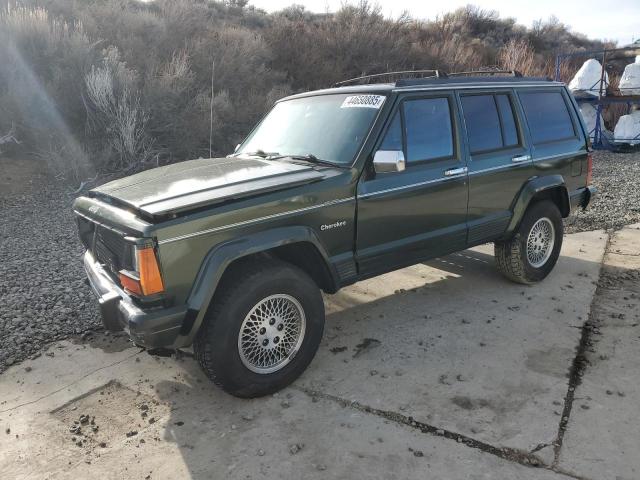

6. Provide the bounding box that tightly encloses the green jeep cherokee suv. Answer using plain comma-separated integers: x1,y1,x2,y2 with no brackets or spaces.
74,73,595,397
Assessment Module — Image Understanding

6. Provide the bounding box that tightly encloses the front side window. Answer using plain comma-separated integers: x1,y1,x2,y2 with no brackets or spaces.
238,93,385,165
460,93,520,153
379,97,454,163
518,91,576,144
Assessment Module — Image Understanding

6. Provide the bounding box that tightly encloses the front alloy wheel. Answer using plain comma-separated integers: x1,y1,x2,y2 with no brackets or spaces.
238,294,306,374
194,258,325,398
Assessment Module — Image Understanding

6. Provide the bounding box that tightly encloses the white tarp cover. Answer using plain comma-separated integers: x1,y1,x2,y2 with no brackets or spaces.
579,103,599,140
619,56,640,95
614,111,640,144
568,59,608,96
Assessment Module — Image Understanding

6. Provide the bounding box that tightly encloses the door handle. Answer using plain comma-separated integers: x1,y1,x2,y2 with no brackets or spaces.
512,154,531,163
444,166,468,177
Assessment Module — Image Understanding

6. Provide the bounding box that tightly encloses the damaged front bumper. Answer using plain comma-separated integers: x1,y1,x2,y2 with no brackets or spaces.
83,250,186,348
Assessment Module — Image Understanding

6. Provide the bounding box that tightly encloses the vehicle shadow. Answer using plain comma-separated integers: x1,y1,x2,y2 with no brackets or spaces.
155,242,608,479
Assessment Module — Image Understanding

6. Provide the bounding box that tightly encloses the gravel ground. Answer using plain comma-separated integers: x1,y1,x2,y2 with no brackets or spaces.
0,182,100,373
0,150,639,373
564,150,640,233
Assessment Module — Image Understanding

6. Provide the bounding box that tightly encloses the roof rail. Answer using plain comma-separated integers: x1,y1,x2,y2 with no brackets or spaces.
334,70,446,87
447,70,523,77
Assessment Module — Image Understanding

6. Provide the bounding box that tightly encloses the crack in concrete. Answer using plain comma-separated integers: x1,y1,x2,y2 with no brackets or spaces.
295,386,592,479
0,349,143,414
551,233,611,470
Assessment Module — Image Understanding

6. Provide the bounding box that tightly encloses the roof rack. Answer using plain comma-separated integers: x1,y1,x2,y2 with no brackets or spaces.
447,70,523,77
334,70,446,87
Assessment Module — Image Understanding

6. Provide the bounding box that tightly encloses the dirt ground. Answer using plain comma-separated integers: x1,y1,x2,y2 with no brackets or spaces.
1,225,639,479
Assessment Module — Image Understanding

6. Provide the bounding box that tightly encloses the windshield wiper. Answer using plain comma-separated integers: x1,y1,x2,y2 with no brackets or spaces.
282,154,344,168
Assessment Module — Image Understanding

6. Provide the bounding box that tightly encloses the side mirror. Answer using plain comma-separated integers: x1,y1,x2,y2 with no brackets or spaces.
373,150,406,173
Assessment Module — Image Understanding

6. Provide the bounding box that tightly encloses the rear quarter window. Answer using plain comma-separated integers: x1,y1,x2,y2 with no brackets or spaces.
518,91,576,144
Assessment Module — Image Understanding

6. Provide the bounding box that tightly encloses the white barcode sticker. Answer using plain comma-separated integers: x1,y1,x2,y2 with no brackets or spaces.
340,95,386,109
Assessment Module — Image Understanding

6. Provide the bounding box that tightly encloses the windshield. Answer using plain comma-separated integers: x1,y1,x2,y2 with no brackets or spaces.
237,93,386,165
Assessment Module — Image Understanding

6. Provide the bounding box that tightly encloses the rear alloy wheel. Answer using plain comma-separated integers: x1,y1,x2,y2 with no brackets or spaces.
495,200,563,284
194,259,324,398
525,217,555,268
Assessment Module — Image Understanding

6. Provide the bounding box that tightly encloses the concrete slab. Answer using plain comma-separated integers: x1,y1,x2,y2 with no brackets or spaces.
1,341,565,480
307,231,607,454
558,224,640,480
0,231,609,479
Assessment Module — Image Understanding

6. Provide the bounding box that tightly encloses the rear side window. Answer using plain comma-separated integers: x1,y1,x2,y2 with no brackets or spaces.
460,94,520,153
379,97,454,163
496,95,519,146
519,91,576,144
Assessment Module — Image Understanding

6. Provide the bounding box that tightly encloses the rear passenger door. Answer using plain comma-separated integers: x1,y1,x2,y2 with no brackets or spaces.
458,89,533,245
517,88,588,193
356,92,468,276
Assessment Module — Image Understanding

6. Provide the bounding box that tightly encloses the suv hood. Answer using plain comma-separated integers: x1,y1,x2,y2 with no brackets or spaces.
89,157,326,217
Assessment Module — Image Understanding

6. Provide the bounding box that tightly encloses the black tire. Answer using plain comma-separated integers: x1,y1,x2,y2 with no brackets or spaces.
494,200,563,285
193,258,325,398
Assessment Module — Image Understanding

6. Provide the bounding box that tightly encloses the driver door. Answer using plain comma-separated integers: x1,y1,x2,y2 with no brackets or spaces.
356,92,469,277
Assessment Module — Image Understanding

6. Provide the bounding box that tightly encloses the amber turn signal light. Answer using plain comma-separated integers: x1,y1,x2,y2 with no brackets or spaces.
119,270,143,296
137,246,165,295
119,245,164,296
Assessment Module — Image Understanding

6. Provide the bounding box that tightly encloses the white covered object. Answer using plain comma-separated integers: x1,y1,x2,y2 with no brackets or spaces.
568,59,608,96
619,56,640,95
614,111,640,145
579,103,599,140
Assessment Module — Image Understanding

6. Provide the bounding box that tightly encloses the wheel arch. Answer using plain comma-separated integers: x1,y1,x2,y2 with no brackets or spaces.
503,175,570,238
173,226,338,347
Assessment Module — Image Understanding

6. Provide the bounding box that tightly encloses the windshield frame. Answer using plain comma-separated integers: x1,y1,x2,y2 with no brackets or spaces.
234,91,390,168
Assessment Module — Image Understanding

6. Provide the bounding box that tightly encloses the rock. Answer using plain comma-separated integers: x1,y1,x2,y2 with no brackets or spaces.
413,450,424,457
289,443,304,454
257,449,265,456
126,430,138,437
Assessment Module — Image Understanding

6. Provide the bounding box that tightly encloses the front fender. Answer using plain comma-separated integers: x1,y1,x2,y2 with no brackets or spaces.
171,226,337,347
503,175,569,238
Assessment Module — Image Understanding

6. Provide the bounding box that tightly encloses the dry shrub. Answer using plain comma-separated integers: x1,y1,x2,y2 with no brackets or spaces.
499,39,538,75
0,4,96,182
0,0,612,184
84,47,156,172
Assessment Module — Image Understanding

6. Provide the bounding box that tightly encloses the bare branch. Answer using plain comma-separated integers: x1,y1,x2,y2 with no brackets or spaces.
0,124,20,146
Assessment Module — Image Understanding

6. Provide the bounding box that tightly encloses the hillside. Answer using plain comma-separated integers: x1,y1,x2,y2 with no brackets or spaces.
0,0,610,184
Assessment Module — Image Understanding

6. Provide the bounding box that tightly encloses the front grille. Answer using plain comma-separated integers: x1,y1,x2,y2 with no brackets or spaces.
77,217,95,251
94,226,132,273
76,215,134,277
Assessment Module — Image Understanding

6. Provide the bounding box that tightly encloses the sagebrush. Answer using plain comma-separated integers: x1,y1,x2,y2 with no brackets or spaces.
0,0,612,184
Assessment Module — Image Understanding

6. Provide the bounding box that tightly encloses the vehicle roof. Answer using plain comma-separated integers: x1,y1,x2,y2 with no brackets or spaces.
280,77,564,102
